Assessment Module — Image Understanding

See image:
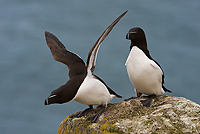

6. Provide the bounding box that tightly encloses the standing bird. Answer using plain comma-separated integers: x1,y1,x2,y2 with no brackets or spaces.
125,27,171,107
44,11,127,123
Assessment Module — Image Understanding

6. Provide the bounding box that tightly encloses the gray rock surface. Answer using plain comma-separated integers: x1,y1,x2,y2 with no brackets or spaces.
58,95,200,134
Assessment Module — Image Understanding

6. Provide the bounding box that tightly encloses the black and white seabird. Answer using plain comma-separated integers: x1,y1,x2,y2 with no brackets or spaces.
125,27,171,107
44,11,127,123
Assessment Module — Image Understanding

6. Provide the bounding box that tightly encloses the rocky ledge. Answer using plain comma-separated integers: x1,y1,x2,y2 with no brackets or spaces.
58,95,200,134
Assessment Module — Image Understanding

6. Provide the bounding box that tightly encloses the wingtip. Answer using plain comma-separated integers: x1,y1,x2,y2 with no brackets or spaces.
163,85,172,93
45,31,52,38
167,90,172,93
117,95,123,98
121,10,128,16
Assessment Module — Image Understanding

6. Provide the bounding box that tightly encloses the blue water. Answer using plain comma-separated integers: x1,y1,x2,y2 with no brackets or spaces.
0,0,200,133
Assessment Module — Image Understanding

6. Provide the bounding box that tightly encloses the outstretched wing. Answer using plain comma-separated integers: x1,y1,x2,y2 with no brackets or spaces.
45,32,87,78
86,11,128,75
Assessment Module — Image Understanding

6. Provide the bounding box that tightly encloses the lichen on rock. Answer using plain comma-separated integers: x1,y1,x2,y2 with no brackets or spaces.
58,95,200,134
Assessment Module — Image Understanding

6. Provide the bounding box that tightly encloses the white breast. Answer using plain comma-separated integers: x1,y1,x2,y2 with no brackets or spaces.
125,46,164,95
73,75,114,106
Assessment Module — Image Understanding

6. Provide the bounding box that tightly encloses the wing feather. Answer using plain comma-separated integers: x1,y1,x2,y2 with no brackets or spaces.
86,11,128,74
45,32,86,78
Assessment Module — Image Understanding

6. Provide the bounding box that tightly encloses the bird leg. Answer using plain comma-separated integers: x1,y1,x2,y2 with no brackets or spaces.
73,105,93,118
124,89,142,101
90,105,106,123
140,95,156,107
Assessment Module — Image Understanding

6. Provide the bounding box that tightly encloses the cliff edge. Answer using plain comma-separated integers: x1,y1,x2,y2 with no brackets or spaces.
58,95,200,134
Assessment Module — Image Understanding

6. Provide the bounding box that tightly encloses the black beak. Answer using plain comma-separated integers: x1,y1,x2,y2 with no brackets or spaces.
126,33,130,40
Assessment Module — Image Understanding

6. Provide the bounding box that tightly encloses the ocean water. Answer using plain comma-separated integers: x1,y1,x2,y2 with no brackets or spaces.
0,0,200,133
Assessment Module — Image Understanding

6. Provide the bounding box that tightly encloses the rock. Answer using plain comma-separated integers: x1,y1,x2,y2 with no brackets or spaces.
58,95,200,134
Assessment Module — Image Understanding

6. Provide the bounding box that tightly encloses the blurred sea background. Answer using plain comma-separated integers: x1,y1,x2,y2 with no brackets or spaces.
0,0,200,133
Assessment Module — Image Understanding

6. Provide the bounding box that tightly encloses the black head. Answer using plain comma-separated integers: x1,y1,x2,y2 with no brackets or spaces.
126,27,148,50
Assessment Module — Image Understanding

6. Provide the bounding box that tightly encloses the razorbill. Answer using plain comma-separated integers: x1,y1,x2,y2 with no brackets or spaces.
44,11,127,123
125,27,171,107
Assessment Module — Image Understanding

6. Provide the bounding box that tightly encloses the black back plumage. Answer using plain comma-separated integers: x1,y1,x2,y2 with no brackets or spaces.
44,11,128,105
